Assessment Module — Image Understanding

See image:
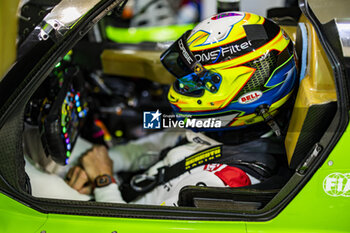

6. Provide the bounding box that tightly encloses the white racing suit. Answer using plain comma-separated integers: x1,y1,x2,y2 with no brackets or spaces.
25,129,259,205
95,130,259,206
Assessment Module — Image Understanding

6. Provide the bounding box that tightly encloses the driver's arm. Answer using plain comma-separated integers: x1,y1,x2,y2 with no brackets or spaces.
67,130,186,203
67,145,125,203
108,129,186,172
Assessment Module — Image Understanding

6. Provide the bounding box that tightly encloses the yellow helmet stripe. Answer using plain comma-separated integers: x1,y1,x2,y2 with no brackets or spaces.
188,31,210,46
205,30,288,70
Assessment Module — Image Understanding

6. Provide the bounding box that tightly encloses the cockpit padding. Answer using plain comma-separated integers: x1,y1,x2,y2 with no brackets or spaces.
284,16,337,169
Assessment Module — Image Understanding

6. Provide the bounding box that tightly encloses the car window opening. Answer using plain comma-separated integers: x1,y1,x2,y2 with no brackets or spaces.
20,5,338,214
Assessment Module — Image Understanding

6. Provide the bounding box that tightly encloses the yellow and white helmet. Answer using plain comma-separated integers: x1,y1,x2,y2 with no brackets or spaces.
160,12,297,130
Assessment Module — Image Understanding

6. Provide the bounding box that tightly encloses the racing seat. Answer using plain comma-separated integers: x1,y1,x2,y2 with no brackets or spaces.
284,15,337,169
178,19,337,209
178,137,289,209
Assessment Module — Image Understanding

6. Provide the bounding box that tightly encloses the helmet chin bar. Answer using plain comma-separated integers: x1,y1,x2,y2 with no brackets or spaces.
256,104,282,137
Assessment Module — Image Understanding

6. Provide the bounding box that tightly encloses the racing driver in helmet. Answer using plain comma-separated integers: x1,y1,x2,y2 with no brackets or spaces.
66,11,297,205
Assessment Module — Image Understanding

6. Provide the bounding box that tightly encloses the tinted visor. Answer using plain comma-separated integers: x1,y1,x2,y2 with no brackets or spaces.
161,30,205,78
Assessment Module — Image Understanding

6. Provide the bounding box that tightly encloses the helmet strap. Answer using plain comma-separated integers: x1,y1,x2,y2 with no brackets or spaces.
256,105,281,137
266,118,282,137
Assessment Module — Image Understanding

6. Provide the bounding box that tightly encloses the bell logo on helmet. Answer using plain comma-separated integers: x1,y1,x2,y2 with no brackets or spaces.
238,91,262,104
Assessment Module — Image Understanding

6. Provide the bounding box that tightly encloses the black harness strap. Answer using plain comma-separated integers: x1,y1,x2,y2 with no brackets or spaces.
160,145,223,182
119,139,282,202
120,145,223,202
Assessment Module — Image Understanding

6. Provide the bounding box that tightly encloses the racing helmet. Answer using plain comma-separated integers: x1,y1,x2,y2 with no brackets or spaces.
160,12,297,131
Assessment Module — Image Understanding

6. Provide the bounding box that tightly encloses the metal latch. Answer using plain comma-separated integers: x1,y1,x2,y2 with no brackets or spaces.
297,143,323,175
38,19,67,41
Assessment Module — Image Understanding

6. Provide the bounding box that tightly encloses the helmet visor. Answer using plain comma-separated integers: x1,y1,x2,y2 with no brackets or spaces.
161,30,221,94
160,30,201,78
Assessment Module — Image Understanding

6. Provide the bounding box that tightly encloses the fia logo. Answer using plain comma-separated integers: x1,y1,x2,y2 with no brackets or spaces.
143,110,162,129
323,173,350,197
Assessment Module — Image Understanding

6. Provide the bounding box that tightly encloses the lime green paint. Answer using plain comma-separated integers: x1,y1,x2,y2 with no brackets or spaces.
41,214,245,233
0,193,246,233
0,193,47,232
1,115,350,233
1,123,350,232
246,121,350,233
105,24,195,43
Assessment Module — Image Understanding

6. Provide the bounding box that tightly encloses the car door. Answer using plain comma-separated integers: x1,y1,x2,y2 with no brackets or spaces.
0,0,246,232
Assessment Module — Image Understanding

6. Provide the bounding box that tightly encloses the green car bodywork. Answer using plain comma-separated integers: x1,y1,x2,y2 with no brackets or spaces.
1,127,350,232
106,24,195,43
1,0,350,232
